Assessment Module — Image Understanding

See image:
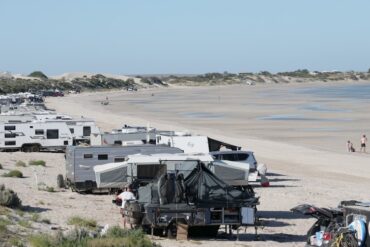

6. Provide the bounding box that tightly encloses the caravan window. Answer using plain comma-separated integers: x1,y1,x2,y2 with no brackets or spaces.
4,126,15,131
69,128,74,134
83,126,91,136
114,157,126,162
98,154,108,160
46,129,59,139
35,129,44,135
114,140,122,145
84,154,93,159
5,141,16,146
5,133,16,138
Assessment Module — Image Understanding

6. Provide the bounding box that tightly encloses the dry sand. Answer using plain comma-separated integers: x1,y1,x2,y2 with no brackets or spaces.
2,82,370,246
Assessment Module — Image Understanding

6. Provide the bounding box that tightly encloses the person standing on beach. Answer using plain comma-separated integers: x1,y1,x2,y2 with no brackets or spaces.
360,134,367,153
117,186,135,228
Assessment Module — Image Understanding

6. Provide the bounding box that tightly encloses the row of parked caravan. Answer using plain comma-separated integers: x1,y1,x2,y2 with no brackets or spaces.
0,100,269,191
1,98,268,238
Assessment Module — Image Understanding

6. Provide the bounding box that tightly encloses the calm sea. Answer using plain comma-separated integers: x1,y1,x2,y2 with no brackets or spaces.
297,83,370,100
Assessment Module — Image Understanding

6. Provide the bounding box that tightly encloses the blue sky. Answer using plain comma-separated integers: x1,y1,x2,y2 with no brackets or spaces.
1,0,369,75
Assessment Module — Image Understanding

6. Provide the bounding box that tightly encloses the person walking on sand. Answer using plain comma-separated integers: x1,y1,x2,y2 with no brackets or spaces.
360,134,368,153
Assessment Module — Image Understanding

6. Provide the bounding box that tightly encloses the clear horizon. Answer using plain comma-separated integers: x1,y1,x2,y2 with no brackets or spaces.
1,0,370,75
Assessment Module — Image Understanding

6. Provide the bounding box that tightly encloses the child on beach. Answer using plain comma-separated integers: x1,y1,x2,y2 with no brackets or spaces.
347,140,355,152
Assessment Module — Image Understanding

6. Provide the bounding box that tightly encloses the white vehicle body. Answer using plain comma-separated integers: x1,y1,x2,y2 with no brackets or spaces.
211,150,267,182
0,121,73,151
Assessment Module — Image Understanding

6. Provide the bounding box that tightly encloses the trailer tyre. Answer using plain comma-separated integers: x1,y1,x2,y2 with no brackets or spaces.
21,145,40,152
30,145,40,152
57,174,65,189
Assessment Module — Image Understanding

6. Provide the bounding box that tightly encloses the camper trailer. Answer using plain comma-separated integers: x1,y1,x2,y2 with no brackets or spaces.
90,132,155,146
65,145,183,192
0,121,73,152
94,153,252,189
96,156,260,238
123,162,259,238
90,128,172,146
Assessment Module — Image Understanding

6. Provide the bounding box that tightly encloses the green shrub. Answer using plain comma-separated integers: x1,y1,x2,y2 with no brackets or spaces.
3,170,23,178
87,236,153,247
67,216,97,229
15,161,26,167
29,228,157,247
29,234,54,247
41,218,51,224
0,184,22,208
0,206,11,215
31,213,40,222
46,187,55,193
29,160,46,167
28,71,48,79
105,226,146,239
0,218,11,233
9,237,24,247
15,209,24,217
18,220,31,228
0,224,6,234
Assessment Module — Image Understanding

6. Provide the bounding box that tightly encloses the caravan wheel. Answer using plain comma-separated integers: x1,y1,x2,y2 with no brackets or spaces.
57,174,65,189
21,145,31,152
30,145,40,152
21,145,40,152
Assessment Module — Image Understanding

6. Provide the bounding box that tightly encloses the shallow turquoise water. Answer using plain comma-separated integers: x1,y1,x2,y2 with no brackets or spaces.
296,83,370,100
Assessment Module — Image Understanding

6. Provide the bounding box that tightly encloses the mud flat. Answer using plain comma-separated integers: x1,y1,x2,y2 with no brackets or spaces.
12,81,369,246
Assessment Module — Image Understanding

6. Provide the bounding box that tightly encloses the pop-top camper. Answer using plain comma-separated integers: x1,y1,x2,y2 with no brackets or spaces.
93,153,252,190
65,145,183,192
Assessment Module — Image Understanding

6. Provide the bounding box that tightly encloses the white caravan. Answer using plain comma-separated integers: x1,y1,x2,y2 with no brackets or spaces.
0,114,100,145
55,118,99,144
0,121,73,152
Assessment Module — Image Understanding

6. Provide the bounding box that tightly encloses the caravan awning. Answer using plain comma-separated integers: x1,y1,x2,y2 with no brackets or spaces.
207,137,241,151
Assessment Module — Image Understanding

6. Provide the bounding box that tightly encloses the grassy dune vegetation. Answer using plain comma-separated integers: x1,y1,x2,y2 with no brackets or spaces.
1,70,369,94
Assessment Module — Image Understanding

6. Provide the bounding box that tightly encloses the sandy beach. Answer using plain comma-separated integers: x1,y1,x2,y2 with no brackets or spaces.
2,82,370,247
